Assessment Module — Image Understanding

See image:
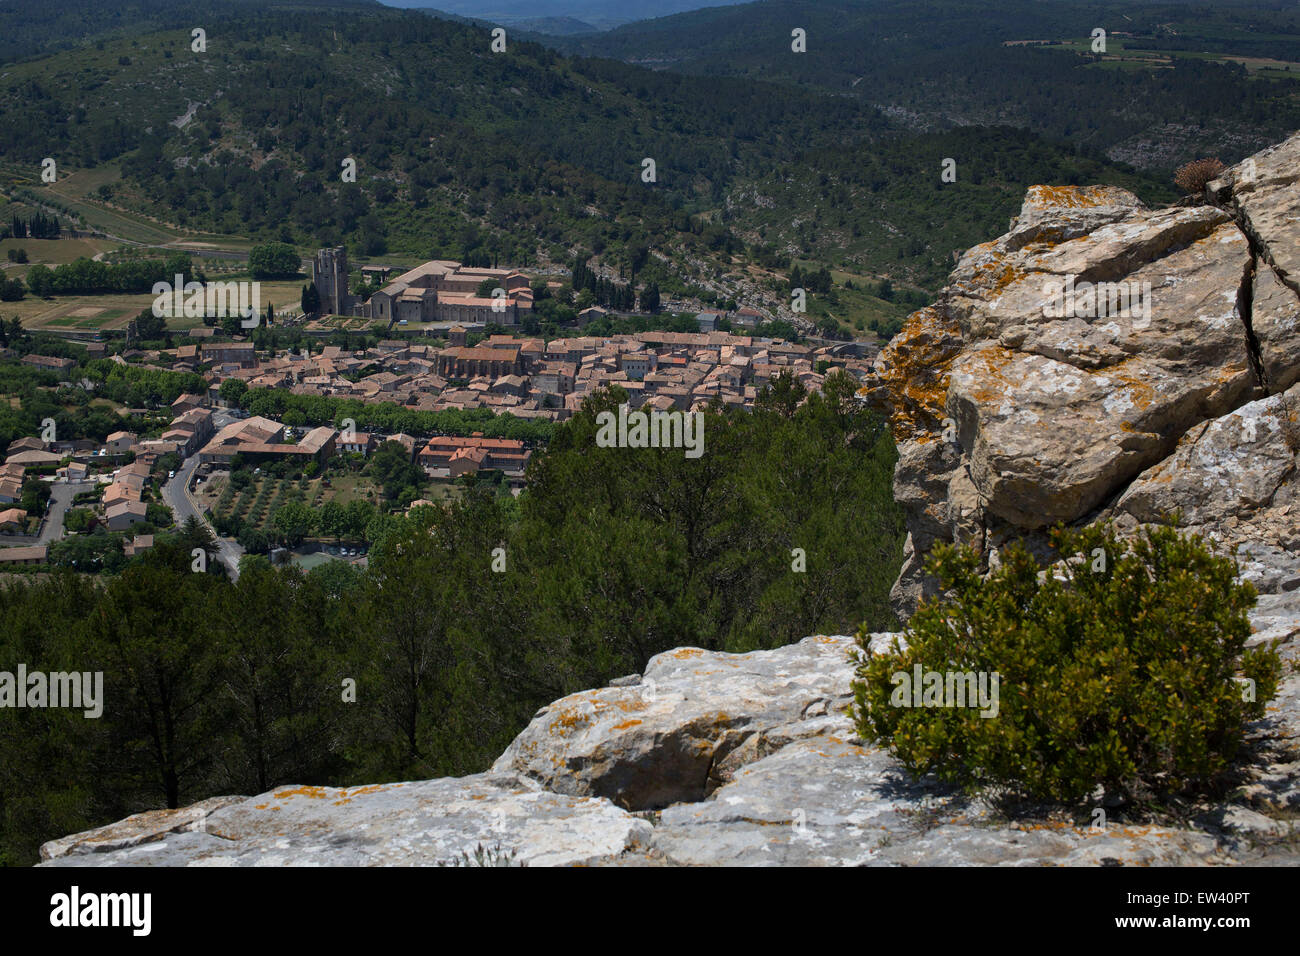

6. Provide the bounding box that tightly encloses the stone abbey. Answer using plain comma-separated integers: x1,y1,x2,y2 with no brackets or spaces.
310,247,534,328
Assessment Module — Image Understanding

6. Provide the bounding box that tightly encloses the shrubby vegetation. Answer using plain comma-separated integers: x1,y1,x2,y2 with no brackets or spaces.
1174,157,1226,195
23,254,197,298
0,364,113,456
247,242,302,280
0,373,904,864
852,523,1282,805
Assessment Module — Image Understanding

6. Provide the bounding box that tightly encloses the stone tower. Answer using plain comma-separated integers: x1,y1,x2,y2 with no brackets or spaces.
312,247,352,315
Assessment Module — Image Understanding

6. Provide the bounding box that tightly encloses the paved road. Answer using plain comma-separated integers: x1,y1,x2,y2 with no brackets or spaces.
163,454,244,580
39,480,91,545
0,479,92,548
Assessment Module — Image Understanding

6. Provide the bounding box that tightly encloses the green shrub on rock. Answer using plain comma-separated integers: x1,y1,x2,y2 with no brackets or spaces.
852,523,1282,804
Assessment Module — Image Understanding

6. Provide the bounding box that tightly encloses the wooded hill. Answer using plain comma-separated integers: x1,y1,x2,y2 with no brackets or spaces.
0,0,1178,293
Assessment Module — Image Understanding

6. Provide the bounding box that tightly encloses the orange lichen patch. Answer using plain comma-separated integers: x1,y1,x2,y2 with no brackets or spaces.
967,256,1027,296
1025,184,1115,210
961,346,1029,406
470,794,488,800
864,305,963,442
548,705,596,737
825,735,869,755
672,648,705,660
335,784,385,800
273,786,329,800
1014,820,1076,831
254,803,269,810
1101,361,1160,415
611,719,642,731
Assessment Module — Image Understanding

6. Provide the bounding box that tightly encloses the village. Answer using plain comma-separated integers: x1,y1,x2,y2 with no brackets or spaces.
0,382,543,575
172,325,863,419
0,247,879,575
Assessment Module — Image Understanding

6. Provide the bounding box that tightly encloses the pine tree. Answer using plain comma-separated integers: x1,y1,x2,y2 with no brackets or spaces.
641,282,660,313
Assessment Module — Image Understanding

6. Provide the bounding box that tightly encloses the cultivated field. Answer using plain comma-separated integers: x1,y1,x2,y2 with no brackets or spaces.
199,472,385,534
0,268,313,334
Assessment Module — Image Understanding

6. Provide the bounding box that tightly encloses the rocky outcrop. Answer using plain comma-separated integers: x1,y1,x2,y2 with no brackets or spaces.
41,133,1300,867
43,619,1300,866
864,133,1300,617
41,776,655,867
490,633,896,809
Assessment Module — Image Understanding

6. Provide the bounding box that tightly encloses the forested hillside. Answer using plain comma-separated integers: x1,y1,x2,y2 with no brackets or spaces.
0,0,379,64
549,0,1300,173
0,1,1177,292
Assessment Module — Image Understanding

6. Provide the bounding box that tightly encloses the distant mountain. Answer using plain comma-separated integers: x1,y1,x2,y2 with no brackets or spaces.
507,17,600,36
388,0,745,29
0,0,1178,301
545,0,1300,173
415,10,603,35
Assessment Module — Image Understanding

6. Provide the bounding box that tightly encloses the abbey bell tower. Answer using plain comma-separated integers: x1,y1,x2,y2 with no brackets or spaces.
311,247,353,315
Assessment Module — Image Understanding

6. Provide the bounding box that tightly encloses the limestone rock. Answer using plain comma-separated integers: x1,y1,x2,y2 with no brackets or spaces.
1213,132,1300,296
947,212,1255,529
1251,263,1300,393
648,737,955,866
38,796,246,862
1114,383,1300,534
490,634,890,810
864,131,1300,618
1003,184,1146,252
41,775,652,867
871,821,1230,867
